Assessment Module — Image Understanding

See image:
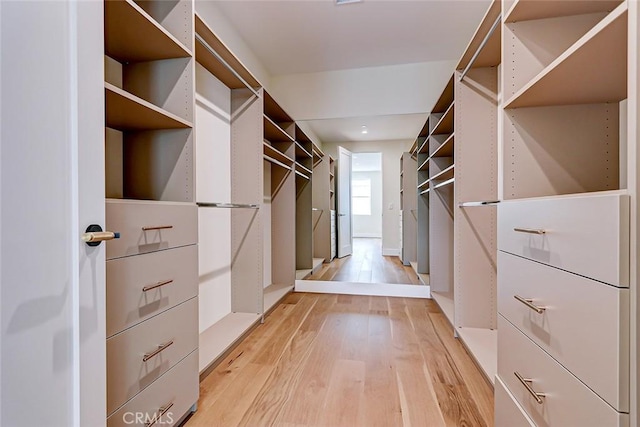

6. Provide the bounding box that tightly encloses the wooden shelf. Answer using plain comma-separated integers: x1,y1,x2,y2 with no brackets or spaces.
419,188,430,196
457,327,497,385
296,162,313,176
418,179,430,191
295,170,310,181
105,82,192,130
505,4,627,109
418,157,429,171
263,143,294,170
505,0,622,24
432,77,454,113
431,291,454,327
430,102,454,136
105,0,191,63
199,312,261,373
264,115,295,143
295,142,313,159
429,134,455,159
264,283,294,313
264,91,293,123
457,0,501,70
431,164,455,182
417,137,429,154
195,13,260,90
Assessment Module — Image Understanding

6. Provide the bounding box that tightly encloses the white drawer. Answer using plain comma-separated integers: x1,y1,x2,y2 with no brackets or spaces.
106,199,197,260
106,245,198,337
107,350,198,427
107,298,198,415
495,376,535,427
498,251,629,411
498,193,629,286
498,316,628,427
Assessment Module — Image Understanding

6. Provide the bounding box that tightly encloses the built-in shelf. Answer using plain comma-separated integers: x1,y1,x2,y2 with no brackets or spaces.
456,327,497,385
418,179,430,191
504,0,622,24
433,177,455,190
264,283,294,313
264,115,295,143
105,82,192,130
504,4,627,109
432,78,454,113
295,170,310,181
429,134,455,159
431,291,454,327
410,262,418,275
429,102,455,136
199,312,261,374
296,162,313,176
418,157,429,171
418,137,429,154
431,164,455,182
194,13,260,91
105,0,192,62
419,188,430,196
264,142,294,165
295,142,313,159
264,92,293,124
457,0,501,70
418,273,429,286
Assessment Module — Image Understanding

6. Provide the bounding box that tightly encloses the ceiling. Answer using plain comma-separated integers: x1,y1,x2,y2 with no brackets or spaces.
212,0,491,143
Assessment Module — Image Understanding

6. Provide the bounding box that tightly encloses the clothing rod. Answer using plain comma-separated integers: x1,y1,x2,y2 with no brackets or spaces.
312,208,324,212
459,200,500,207
195,33,261,99
197,202,260,209
459,14,501,81
264,154,293,171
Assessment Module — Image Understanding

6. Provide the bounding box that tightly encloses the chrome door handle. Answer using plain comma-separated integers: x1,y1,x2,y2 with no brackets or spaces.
514,371,545,404
514,295,546,314
145,402,174,427
142,340,174,362
514,227,546,235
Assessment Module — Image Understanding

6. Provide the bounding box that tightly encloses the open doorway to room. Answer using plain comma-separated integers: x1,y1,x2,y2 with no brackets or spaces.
351,152,383,267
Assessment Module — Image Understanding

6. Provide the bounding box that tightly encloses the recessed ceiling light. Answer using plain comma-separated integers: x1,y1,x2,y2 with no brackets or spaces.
361,125,368,134
336,0,362,5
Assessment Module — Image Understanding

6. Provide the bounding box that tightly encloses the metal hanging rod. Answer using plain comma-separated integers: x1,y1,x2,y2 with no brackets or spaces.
197,202,260,209
312,208,324,212
264,154,293,171
459,14,501,82
195,33,261,99
459,200,500,207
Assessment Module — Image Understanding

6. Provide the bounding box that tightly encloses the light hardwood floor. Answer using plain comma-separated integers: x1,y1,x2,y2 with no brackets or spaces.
309,238,421,285
185,293,494,427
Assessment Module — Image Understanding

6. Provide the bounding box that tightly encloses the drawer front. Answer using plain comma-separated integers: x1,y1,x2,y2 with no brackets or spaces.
106,245,198,337
495,376,535,427
106,199,197,260
497,193,629,286
498,316,627,427
107,350,198,427
498,251,629,411
107,298,198,415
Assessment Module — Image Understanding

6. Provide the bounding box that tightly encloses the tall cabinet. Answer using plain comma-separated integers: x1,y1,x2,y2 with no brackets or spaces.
495,1,634,426
104,1,199,425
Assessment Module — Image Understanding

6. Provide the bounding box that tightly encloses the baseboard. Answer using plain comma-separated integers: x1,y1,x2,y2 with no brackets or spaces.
295,280,430,298
382,248,400,256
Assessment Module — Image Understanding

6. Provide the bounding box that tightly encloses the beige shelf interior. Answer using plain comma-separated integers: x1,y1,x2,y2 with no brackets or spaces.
430,102,455,136
505,3,627,108
431,164,455,182
430,134,455,159
105,82,192,130
457,0,501,70
264,115,295,143
105,0,191,62
505,0,623,24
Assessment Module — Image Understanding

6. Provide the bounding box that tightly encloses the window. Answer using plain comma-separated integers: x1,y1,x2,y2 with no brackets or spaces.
352,179,371,215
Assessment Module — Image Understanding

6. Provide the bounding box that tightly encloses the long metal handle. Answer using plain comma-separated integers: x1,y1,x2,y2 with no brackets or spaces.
145,402,174,427
197,202,260,209
142,340,174,362
514,227,546,235
514,371,545,404
81,231,120,243
142,279,173,293
514,295,546,314
142,225,173,231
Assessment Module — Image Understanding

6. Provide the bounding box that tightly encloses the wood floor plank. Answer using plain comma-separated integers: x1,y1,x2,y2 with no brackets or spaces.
317,359,366,427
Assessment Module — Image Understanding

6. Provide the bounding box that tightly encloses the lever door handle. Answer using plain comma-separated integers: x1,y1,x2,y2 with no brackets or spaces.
82,224,120,247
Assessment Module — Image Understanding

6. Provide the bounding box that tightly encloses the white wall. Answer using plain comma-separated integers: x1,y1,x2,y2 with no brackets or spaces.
352,171,383,238
195,63,232,333
270,61,456,121
323,140,411,256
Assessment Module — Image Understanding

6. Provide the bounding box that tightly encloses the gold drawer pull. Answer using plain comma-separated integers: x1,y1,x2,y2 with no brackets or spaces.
514,227,546,235
142,279,173,292
515,371,545,404
142,340,174,362
142,225,173,231
145,401,174,427
514,295,546,314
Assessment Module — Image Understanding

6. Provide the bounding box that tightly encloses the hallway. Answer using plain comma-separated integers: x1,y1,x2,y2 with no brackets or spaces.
309,238,420,285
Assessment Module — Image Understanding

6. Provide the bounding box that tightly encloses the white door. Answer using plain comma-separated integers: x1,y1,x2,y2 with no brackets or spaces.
337,146,353,258
1,2,106,426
